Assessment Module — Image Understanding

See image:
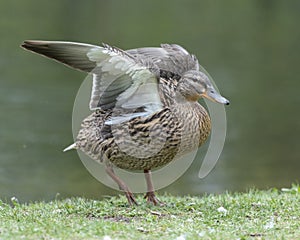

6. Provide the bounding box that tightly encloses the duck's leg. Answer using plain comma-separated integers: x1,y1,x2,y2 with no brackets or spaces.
105,165,138,206
144,169,164,205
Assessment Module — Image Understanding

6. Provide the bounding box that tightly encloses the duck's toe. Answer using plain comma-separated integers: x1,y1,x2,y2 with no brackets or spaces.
144,191,164,206
124,190,138,206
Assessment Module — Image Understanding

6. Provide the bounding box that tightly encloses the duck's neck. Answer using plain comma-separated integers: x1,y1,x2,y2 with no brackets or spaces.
174,100,211,147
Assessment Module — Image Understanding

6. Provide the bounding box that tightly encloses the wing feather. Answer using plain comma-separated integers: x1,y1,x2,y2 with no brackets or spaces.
127,44,199,75
22,40,163,123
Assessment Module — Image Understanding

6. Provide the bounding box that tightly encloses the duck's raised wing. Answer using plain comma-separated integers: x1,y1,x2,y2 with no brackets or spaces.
22,41,162,123
127,44,199,76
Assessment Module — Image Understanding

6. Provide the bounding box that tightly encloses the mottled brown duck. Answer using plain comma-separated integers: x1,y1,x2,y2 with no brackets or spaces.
21,40,229,205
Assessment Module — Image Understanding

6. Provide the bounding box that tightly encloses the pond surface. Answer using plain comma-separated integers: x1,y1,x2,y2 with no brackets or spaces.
0,1,299,202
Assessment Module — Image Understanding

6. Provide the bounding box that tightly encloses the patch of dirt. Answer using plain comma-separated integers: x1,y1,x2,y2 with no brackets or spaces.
103,215,132,223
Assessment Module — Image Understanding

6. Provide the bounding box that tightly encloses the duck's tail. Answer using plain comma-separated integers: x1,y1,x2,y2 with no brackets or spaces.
63,143,77,152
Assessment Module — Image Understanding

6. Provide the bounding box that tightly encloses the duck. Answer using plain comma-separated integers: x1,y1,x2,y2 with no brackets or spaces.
21,40,229,205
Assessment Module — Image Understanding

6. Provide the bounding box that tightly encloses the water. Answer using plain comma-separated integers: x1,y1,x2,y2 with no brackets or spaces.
1,0,299,202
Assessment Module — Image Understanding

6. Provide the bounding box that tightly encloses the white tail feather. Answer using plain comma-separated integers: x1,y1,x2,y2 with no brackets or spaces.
63,143,76,152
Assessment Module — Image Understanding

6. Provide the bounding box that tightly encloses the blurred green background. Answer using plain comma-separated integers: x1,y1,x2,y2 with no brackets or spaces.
1,0,299,202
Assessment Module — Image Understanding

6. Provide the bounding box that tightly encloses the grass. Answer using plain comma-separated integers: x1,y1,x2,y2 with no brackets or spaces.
0,185,299,240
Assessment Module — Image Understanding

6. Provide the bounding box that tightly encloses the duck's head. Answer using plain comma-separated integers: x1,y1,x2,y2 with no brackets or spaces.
177,70,229,105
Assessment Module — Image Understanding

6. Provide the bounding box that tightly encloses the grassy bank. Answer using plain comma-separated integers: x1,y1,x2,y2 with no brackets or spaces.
0,185,299,239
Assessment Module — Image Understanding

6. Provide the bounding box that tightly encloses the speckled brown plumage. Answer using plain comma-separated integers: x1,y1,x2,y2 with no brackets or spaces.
21,40,229,205
76,74,211,171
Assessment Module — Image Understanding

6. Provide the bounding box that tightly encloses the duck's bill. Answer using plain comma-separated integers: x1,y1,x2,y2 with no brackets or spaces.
203,89,230,105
